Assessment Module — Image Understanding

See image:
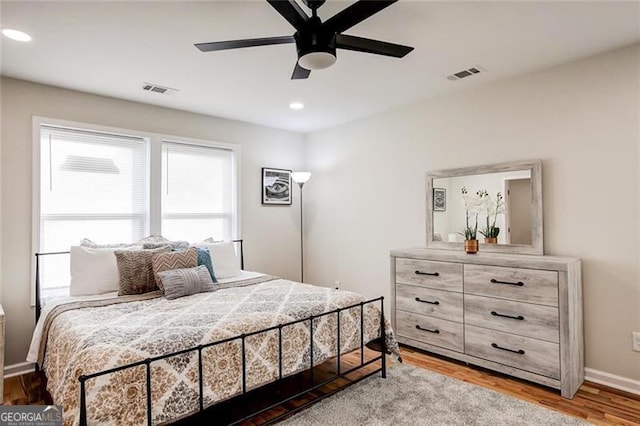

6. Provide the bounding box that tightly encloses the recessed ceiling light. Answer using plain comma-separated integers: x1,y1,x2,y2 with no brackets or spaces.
1,29,32,42
289,102,304,110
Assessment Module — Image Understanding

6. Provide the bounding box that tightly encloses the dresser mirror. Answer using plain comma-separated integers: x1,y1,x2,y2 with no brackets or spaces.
426,160,543,255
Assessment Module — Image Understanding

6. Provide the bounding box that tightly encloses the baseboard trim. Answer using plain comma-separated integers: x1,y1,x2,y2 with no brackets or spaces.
585,367,640,395
4,362,36,378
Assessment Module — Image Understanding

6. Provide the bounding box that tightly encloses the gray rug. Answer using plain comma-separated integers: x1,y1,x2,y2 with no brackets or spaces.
279,362,589,425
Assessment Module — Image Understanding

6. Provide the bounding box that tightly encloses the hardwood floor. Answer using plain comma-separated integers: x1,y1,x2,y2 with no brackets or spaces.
4,345,639,425
400,345,640,426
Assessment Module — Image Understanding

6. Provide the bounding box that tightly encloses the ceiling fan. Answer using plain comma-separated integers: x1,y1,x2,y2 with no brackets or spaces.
195,0,414,80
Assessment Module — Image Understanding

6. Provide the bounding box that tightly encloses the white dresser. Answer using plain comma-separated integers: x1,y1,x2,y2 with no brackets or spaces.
390,248,583,398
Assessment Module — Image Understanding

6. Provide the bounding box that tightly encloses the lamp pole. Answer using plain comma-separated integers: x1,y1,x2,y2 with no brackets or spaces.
297,181,305,282
291,172,311,283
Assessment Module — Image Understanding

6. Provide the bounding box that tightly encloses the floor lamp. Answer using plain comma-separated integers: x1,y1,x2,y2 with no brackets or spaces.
291,172,311,282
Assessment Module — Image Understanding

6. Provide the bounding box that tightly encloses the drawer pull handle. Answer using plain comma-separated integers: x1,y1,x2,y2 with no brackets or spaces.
415,271,439,277
415,297,439,305
415,325,440,334
490,278,524,287
491,311,524,321
491,343,525,355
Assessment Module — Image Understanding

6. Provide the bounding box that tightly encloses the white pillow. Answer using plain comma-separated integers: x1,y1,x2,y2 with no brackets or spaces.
191,241,241,279
70,246,120,296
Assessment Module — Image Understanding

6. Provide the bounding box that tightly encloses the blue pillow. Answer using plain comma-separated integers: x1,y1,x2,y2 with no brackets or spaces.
196,248,217,283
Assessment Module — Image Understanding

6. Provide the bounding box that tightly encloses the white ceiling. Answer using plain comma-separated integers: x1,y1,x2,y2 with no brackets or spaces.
1,1,638,133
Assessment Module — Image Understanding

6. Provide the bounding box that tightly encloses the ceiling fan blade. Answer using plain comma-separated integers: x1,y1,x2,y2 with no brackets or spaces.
267,0,309,30
195,35,295,52
324,0,397,34
336,34,413,58
292,62,311,79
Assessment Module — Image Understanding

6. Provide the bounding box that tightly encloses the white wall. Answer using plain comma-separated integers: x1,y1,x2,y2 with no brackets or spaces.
0,77,305,366
305,44,640,381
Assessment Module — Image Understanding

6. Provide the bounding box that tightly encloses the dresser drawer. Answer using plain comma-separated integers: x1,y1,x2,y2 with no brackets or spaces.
464,294,559,343
396,284,463,322
396,258,462,292
464,264,558,306
396,311,464,352
465,324,560,379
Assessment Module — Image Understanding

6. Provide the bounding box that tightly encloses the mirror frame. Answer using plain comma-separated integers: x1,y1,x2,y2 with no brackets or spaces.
426,159,543,255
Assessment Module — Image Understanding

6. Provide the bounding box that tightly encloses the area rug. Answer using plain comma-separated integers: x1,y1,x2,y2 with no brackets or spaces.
278,363,589,425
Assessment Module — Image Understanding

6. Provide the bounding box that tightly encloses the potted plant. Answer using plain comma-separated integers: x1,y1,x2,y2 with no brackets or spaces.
479,191,504,244
459,187,480,254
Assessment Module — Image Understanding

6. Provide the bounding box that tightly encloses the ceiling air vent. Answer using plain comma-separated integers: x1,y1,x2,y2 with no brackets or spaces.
142,82,179,95
446,66,485,81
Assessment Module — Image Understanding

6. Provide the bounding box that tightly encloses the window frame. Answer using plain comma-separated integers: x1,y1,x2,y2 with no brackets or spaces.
31,116,241,302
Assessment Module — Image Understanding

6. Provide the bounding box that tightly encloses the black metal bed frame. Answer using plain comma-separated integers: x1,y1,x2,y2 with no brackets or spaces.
34,240,387,425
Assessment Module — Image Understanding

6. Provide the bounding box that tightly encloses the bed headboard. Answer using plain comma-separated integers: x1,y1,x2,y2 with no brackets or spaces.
34,239,245,324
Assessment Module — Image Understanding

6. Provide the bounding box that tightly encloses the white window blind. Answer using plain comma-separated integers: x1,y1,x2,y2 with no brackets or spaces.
39,125,148,288
161,141,235,242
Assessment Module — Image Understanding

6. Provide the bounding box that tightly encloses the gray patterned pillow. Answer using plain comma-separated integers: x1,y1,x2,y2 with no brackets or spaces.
142,241,189,251
170,240,190,251
135,235,168,245
141,242,171,250
159,265,215,300
80,238,138,249
137,235,189,251
115,246,171,295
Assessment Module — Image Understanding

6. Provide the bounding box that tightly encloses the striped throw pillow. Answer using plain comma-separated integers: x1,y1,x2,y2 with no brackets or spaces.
159,266,215,300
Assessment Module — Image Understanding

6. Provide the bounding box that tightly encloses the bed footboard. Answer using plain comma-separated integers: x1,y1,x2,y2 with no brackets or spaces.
77,297,386,426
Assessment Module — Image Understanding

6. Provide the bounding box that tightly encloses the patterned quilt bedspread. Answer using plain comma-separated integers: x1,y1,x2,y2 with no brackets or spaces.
39,276,398,425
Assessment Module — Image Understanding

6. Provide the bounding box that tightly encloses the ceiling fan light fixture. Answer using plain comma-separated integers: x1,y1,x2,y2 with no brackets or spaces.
195,0,413,80
298,51,336,70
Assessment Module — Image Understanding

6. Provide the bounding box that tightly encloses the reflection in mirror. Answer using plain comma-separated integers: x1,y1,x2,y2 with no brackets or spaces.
426,159,543,255
433,170,532,245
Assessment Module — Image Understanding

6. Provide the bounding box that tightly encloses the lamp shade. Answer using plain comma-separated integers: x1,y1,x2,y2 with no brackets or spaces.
291,172,311,184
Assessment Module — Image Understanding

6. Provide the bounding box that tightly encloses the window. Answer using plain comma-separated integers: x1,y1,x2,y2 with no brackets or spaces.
161,142,235,242
40,125,149,250
34,119,238,291
38,125,149,289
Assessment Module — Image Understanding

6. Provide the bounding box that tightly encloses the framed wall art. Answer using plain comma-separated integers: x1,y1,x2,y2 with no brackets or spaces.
433,188,446,211
262,167,292,205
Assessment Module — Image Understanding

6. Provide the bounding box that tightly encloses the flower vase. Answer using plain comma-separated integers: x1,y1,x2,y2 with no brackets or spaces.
464,239,479,254
484,237,497,244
